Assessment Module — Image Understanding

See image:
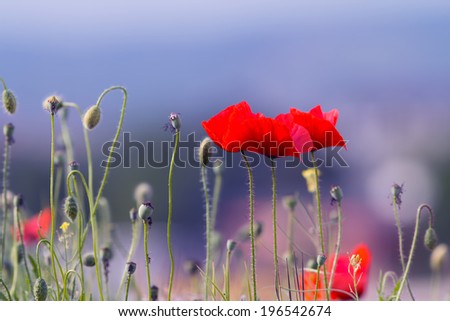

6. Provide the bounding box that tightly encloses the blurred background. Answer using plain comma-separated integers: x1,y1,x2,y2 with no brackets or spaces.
1,0,449,299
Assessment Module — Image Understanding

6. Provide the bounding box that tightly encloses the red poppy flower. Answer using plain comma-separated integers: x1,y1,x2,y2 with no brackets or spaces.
20,208,51,245
276,105,346,151
202,101,312,157
299,244,371,301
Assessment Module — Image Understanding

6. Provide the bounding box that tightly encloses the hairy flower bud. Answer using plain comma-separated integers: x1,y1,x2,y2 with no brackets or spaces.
226,239,237,252
43,96,63,115
64,196,78,222
169,112,181,131
330,185,344,203
183,260,200,276
126,261,137,275
138,202,154,224
129,207,138,223
199,137,212,167
317,254,326,267
2,89,17,114
424,227,438,251
13,194,24,208
33,278,48,301
83,105,101,130
83,253,96,267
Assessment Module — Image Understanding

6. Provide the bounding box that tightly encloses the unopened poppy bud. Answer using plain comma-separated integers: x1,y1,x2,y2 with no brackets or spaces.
129,207,138,223
430,244,448,272
424,227,438,251
134,183,153,204
212,159,224,175
83,105,101,130
2,89,17,114
33,278,48,301
3,123,14,145
282,195,298,211
13,194,24,208
101,246,113,262
43,96,63,115
138,202,154,223
151,285,159,301
68,161,79,171
169,112,181,131
64,196,78,222
330,185,344,203
199,137,212,166
226,239,237,252
183,260,200,276
126,261,137,275
83,253,96,267
317,254,326,267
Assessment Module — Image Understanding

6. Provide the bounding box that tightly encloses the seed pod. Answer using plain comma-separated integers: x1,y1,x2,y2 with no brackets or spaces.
169,112,181,131
64,196,78,222
33,278,48,301
68,161,79,171
199,137,212,167
138,202,154,223
2,89,17,114
424,227,438,251
83,105,101,130
43,96,63,114
151,285,159,301
330,186,344,203
317,254,326,267
226,239,237,252
83,253,96,267
126,261,137,275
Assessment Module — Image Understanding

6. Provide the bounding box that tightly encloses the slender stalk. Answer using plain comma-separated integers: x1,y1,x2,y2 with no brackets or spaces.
73,178,85,300
201,165,211,300
314,266,321,301
0,278,11,301
0,77,6,90
15,206,33,294
167,130,180,300
392,194,415,300
211,165,222,230
328,200,342,290
287,207,294,261
125,275,132,301
395,204,434,300
311,152,330,300
270,158,280,300
143,222,152,301
0,136,10,279
225,249,231,301
241,152,257,301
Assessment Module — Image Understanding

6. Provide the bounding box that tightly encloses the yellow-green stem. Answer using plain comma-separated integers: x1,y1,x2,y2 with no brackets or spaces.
225,249,231,301
125,275,132,301
201,165,211,300
328,200,342,290
270,159,280,300
0,137,10,279
143,222,152,301
73,178,85,300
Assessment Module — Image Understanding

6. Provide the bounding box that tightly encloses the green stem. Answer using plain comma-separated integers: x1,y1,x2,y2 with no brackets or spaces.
62,270,82,301
314,266,321,301
270,159,280,300
0,278,11,300
0,77,7,90
395,204,434,301
392,194,415,300
143,222,152,301
241,152,257,301
167,130,180,301
311,152,330,301
225,249,231,301
328,200,342,290
15,206,33,294
125,275,132,301
73,178,85,300
35,239,65,286
201,165,211,300
0,138,10,279
211,168,222,230
49,113,61,298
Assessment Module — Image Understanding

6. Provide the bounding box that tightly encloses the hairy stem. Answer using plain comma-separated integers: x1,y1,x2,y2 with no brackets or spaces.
270,159,280,300
143,222,152,301
0,138,10,279
328,200,342,290
201,165,211,300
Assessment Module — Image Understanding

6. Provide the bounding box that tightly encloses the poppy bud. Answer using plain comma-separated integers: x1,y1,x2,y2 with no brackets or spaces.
33,278,48,301
169,112,181,131
3,123,14,144
306,258,318,270
68,161,79,171
134,183,153,205
138,202,154,223
430,244,448,272
43,96,63,115
282,195,298,211
199,137,212,167
83,253,96,267
183,260,200,276
83,105,101,130
424,227,438,251
330,185,344,203
64,196,78,222
151,285,159,301
13,194,24,208
226,239,237,252
212,159,224,175
317,254,326,267
129,207,138,223
126,261,137,275
2,89,17,114
101,246,113,262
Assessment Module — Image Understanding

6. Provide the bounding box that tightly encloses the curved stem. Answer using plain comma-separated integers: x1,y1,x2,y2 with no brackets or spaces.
14,206,33,294
0,278,11,300
392,194,415,300
73,177,85,300
0,139,10,279
311,152,330,300
0,77,6,90
328,200,342,290
241,152,257,301
35,239,65,285
201,165,211,300
143,222,152,301
62,270,82,301
270,159,280,300
167,131,180,301
395,204,434,300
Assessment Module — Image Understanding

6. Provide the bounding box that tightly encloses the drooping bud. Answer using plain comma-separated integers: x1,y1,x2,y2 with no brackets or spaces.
43,96,63,115
13,194,24,208
2,89,17,114
33,278,48,301
199,137,212,167
424,227,438,251
282,195,298,211
68,161,79,171
169,112,181,131
83,253,96,267
64,196,78,222
126,261,137,275
83,105,101,130
138,202,154,225
129,207,138,223
3,123,14,145
316,254,326,267
430,244,448,272
226,239,237,252
151,285,159,301
134,183,153,204
330,185,344,203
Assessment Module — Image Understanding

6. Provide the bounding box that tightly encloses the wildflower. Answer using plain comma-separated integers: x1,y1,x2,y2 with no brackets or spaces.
391,183,404,207
302,168,320,193
2,89,17,114
33,278,48,301
43,96,63,115
60,222,70,234
21,208,51,245
83,105,101,130
168,112,181,132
